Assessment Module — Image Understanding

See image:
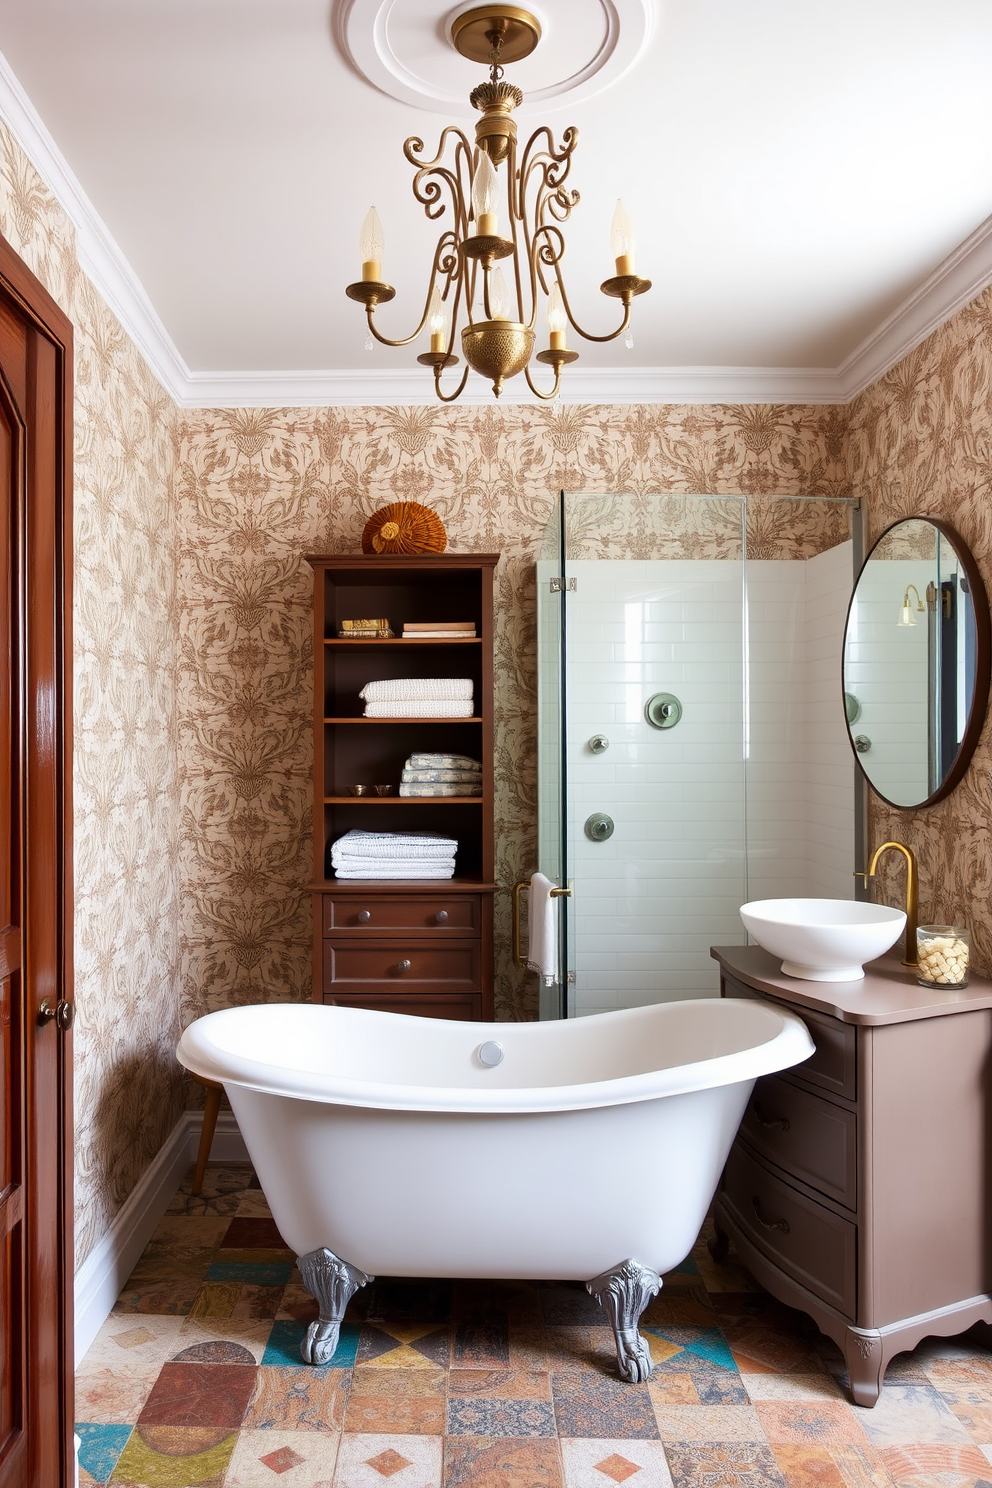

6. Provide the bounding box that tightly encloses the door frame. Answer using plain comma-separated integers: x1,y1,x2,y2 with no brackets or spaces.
0,229,74,1484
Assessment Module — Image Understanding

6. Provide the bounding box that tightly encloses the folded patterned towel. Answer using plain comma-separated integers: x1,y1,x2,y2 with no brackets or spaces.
331,830,457,859
333,861,456,879
401,768,482,783
364,699,474,718
408,753,482,771
399,783,482,797
360,678,473,703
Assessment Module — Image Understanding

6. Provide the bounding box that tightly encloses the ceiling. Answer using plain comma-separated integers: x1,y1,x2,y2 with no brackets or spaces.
2,0,992,403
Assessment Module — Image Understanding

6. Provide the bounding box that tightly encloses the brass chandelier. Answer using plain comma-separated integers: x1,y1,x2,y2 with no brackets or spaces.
345,4,652,401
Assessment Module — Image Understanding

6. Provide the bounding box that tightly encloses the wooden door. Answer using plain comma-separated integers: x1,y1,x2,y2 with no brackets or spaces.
0,235,73,1486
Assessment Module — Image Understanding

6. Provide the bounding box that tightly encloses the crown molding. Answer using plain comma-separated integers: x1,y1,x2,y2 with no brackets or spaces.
2,46,991,411
837,211,992,400
180,364,848,407
0,47,190,402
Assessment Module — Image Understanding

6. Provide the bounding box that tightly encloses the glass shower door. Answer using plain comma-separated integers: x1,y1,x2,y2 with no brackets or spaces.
538,492,749,1016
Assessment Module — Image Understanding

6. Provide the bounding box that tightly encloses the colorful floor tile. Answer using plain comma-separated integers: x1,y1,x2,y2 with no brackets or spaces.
74,1164,992,1488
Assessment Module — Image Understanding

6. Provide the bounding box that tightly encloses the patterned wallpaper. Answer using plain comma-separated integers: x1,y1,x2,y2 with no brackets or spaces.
7,90,992,1274
850,286,992,976
175,404,850,1025
0,124,184,1270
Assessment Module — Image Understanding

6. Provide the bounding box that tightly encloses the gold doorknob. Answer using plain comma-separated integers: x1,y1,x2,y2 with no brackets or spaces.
39,998,74,1030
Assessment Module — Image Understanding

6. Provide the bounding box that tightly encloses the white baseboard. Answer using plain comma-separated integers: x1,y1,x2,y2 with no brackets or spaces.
73,1110,249,1366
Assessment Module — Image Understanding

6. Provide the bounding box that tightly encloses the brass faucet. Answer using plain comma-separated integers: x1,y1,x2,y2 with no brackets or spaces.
864,841,918,966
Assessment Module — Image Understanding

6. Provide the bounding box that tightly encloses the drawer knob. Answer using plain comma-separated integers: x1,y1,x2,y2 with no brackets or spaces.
751,1195,790,1234
752,1104,790,1132
398,959,412,972
435,910,449,924
357,909,371,923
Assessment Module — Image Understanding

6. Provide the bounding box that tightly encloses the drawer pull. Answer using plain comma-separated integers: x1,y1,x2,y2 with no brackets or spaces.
751,1195,790,1234
435,910,449,924
397,959,412,972
357,909,371,923
753,1104,790,1132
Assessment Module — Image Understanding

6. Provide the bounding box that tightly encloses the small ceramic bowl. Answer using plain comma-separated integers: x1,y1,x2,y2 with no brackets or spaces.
373,784,395,796
346,784,370,796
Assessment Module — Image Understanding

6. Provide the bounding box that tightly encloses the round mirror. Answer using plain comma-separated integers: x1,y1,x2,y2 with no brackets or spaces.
842,517,991,808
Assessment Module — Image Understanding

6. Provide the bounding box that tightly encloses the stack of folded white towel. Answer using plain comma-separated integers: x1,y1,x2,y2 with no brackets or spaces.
359,679,474,718
399,753,482,797
330,830,458,879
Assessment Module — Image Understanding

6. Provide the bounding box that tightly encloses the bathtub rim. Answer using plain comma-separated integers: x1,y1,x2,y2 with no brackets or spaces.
177,999,814,1115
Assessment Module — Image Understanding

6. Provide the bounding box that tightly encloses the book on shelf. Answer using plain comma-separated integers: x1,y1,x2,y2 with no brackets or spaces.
338,618,394,638
402,620,476,637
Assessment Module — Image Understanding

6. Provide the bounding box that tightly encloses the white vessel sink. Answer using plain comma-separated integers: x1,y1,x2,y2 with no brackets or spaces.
740,898,906,982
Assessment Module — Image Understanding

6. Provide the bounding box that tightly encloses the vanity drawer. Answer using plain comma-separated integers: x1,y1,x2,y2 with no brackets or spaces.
739,1075,857,1210
323,893,481,935
722,1142,857,1317
322,938,481,993
723,975,857,1102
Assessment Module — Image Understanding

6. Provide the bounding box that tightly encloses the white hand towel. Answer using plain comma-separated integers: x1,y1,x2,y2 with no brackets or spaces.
526,872,559,986
331,830,457,859
360,678,474,702
364,700,474,718
333,862,456,879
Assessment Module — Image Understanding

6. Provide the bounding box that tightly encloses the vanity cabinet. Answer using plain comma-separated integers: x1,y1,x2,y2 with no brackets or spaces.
711,945,992,1406
307,554,499,1019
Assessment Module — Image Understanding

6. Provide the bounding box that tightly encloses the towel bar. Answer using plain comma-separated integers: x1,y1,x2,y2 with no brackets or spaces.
512,876,572,968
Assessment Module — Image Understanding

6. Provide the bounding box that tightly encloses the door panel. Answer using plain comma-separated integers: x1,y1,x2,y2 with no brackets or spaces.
0,349,25,1487
0,232,73,1488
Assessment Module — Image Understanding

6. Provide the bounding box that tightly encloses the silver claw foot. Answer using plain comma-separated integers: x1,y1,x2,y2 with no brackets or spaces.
587,1257,662,1383
296,1246,373,1365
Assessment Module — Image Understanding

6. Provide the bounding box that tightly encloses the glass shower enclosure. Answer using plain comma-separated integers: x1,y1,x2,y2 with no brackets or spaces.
536,491,858,1020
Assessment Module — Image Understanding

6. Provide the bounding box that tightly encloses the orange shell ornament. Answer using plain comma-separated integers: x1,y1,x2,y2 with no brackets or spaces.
361,502,447,556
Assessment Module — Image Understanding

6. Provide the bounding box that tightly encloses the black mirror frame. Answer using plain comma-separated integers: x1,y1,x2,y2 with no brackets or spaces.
842,516,991,810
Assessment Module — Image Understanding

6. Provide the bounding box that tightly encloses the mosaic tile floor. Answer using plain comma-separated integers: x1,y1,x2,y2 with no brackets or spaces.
76,1164,992,1487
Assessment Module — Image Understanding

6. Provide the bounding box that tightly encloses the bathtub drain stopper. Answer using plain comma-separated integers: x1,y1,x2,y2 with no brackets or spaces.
478,1040,504,1067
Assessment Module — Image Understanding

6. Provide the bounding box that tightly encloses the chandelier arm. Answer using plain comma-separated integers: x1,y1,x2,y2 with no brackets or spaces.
527,224,567,330
553,274,634,344
524,362,562,401
433,363,471,403
501,138,527,323
405,128,474,227
364,236,461,348
517,127,579,213
517,127,580,235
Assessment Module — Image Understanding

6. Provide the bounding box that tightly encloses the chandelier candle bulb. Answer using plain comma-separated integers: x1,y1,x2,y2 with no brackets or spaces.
547,282,567,350
360,205,385,282
428,286,449,354
472,149,500,237
611,199,636,276
488,265,511,319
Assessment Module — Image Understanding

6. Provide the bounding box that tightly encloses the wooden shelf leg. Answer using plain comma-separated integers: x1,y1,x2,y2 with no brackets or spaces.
191,1079,223,1196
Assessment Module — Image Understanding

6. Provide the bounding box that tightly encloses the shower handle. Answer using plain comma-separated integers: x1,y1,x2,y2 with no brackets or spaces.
585,813,615,842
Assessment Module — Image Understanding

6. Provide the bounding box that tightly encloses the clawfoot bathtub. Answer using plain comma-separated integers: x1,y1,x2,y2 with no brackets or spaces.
178,998,812,1380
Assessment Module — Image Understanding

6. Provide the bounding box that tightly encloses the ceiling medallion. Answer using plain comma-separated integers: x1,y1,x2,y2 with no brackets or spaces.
345,4,652,401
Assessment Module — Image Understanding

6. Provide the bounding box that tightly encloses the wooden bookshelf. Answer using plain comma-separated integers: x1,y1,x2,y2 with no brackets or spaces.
306,553,499,1019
